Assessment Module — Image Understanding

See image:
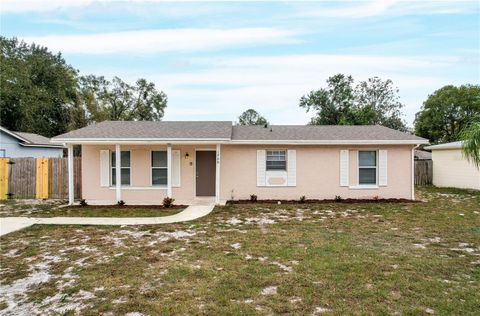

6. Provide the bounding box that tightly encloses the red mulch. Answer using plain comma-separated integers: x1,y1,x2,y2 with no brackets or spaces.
227,198,417,205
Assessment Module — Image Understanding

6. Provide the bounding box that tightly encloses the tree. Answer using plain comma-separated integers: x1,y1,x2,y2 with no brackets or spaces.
238,109,269,126
299,74,355,125
0,37,78,137
460,117,480,168
299,74,407,130
354,77,407,131
77,75,167,123
414,85,480,144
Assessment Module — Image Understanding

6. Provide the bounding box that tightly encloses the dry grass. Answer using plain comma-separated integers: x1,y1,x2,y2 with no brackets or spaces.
0,186,479,315
0,200,183,217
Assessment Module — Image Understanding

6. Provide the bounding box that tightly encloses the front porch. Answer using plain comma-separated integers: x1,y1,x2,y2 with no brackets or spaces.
66,143,224,206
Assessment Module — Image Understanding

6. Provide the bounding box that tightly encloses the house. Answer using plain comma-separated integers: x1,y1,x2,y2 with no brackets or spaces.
414,149,432,161
0,126,64,158
424,141,480,190
51,121,428,205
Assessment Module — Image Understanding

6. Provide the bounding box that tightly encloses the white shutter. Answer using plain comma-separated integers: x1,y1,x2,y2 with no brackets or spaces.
257,150,266,186
340,149,349,187
379,150,388,186
100,150,110,187
172,150,181,187
287,150,296,186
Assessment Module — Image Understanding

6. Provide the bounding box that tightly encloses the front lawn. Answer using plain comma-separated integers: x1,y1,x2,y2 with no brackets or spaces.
0,186,479,315
0,200,183,217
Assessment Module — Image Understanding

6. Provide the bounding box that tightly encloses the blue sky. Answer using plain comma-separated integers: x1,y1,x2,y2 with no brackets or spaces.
1,1,479,126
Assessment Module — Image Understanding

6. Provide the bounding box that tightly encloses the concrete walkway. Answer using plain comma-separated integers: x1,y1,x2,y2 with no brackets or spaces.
0,204,215,236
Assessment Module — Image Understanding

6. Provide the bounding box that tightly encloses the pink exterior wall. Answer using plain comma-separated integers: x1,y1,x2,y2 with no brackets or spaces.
81,144,414,204
219,145,414,201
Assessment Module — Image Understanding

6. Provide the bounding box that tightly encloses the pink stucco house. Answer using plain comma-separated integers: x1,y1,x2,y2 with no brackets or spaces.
51,121,428,205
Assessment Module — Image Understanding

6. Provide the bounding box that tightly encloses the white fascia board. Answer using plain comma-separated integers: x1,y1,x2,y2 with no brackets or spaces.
19,143,65,148
51,138,428,146
50,138,231,145
0,127,31,143
229,139,429,145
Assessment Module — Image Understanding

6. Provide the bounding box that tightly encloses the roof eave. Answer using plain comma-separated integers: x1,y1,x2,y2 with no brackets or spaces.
19,143,65,148
51,138,428,145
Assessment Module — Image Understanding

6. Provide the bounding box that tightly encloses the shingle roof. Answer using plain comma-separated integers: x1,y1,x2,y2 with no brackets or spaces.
53,121,233,140
51,121,428,144
1,126,63,147
232,125,426,142
15,132,55,146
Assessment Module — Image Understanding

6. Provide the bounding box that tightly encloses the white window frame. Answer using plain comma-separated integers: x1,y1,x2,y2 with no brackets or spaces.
266,149,287,171
358,150,378,186
0,149,5,157
111,150,131,186
151,150,168,186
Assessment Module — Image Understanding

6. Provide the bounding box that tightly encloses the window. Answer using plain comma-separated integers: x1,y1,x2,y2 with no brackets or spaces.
111,151,131,186
358,151,377,185
151,151,168,185
266,150,286,171
0,149,5,158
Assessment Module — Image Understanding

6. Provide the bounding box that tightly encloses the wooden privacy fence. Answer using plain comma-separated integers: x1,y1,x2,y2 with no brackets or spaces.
0,157,81,200
414,160,433,185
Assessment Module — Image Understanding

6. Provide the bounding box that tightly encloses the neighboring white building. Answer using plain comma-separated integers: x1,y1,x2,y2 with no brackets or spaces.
0,126,64,158
425,141,480,190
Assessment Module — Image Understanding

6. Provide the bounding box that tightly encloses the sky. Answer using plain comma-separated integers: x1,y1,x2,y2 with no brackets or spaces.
1,0,479,127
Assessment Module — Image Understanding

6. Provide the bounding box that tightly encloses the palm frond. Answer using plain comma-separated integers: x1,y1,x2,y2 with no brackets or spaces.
461,118,480,168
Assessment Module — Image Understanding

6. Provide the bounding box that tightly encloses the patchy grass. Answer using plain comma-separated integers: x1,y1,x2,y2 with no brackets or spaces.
0,200,183,217
0,186,479,315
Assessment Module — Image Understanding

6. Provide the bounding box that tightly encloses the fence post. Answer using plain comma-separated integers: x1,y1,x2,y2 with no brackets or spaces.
36,157,49,199
0,158,8,200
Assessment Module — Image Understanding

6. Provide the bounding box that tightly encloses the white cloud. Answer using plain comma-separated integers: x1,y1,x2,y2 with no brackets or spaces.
22,28,298,54
129,54,464,125
298,0,478,18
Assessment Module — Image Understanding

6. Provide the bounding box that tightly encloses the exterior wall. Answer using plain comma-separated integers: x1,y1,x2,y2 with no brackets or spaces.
82,144,216,204
81,144,415,204
0,131,63,158
220,145,414,201
431,149,480,190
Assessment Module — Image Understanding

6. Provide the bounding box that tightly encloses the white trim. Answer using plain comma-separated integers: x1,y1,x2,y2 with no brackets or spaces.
115,144,121,202
339,149,349,187
171,149,181,188
215,144,221,204
349,185,379,190
378,149,388,186
19,143,65,148
167,145,172,198
108,186,167,190
424,141,462,150
150,150,168,186
111,150,131,187
51,138,428,145
411,146,416,200
67,145,74,205
0,127,31,143
358,150,378,186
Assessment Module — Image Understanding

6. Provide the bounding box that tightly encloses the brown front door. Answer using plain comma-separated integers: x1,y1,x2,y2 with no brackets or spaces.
196,151,216,196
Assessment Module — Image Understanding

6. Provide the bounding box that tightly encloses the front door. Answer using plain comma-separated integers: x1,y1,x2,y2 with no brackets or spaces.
196,151,216,196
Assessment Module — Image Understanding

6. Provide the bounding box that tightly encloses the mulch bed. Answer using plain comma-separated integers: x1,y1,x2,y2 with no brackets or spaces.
227,198,418,205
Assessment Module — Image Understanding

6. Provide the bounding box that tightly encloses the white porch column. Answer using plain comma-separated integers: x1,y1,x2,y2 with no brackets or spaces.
67,144,74,205
167,144,172,198
115,144,121,202
215,144,221,204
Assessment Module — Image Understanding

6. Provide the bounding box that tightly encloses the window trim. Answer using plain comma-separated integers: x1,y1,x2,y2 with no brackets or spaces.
111,150,131,186
150,150,168,187
357,150,378,186
265,149,287,171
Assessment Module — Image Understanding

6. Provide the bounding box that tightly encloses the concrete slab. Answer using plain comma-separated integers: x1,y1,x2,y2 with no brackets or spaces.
0,204,215,236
